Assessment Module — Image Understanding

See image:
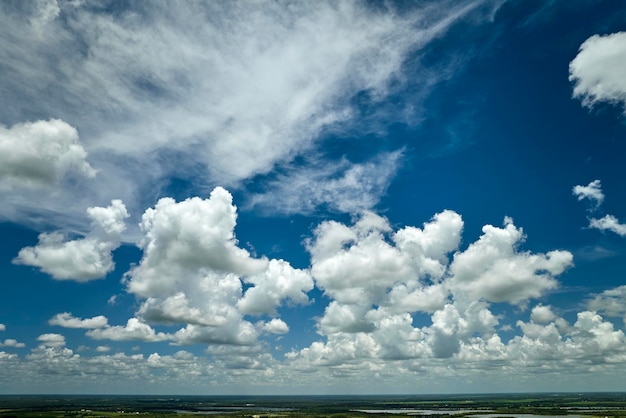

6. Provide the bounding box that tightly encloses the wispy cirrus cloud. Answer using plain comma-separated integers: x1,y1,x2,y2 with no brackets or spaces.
0,0,499,233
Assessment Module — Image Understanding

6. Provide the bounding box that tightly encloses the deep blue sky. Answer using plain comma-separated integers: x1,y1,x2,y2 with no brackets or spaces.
1,0,626,394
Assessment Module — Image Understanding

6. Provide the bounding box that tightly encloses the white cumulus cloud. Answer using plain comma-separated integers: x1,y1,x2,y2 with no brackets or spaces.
49,313,108,329
13,200,129,281
86,318,171,342
448,217,573,305
260,318,290,335
570,32,626,111
0,119,95,189
121,187,313,347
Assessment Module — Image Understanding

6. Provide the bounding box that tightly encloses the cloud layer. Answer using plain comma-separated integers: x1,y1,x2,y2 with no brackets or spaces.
0,0,496,231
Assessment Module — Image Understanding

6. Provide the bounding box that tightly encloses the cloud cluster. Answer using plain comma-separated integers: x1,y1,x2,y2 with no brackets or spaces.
5,187,626,392
570,32,626,111
286,210,573,366
13,200,129,281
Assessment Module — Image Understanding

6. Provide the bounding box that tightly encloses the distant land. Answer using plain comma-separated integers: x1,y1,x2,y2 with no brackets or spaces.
1,392,626,418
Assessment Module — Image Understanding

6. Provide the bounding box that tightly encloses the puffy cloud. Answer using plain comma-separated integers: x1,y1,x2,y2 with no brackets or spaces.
127,187,267,298
0,339,25,348
570,32,626,110
122,187,313,347
573,180,604,208
589,214,626,236
530,304,557,324
95,346,111,353
37,333,66,348
260,318,290,335
448,218,573,305
48,313,108,329
287,210,573,370
309,210,462,308
0,324,5,331
238,259,313,316
13,200,129,281
0,119,95,188
86,318,171,342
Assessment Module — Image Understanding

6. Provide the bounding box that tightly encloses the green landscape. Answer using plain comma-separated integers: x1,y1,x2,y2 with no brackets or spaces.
1,393,626,418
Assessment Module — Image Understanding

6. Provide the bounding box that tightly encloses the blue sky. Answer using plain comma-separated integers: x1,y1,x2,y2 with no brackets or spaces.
1,0,626,395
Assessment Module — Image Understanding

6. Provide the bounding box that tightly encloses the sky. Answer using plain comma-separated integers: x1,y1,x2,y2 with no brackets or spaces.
1,0,626,395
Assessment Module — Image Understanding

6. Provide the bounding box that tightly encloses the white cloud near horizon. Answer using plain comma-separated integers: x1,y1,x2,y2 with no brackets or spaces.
3,194,626,391
86,318,171,343
570,31,626,111
13,200,129,281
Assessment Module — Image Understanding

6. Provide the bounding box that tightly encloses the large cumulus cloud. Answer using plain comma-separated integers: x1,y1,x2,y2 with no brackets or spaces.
123,187,313,346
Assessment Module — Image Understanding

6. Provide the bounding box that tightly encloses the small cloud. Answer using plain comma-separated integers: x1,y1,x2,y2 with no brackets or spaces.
260,318,290,335
0,324,5,331
573,180,604,209
95,345,111,352
49,312,109,329
589,215,626,237
0,339,26,348
530,305,557,324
